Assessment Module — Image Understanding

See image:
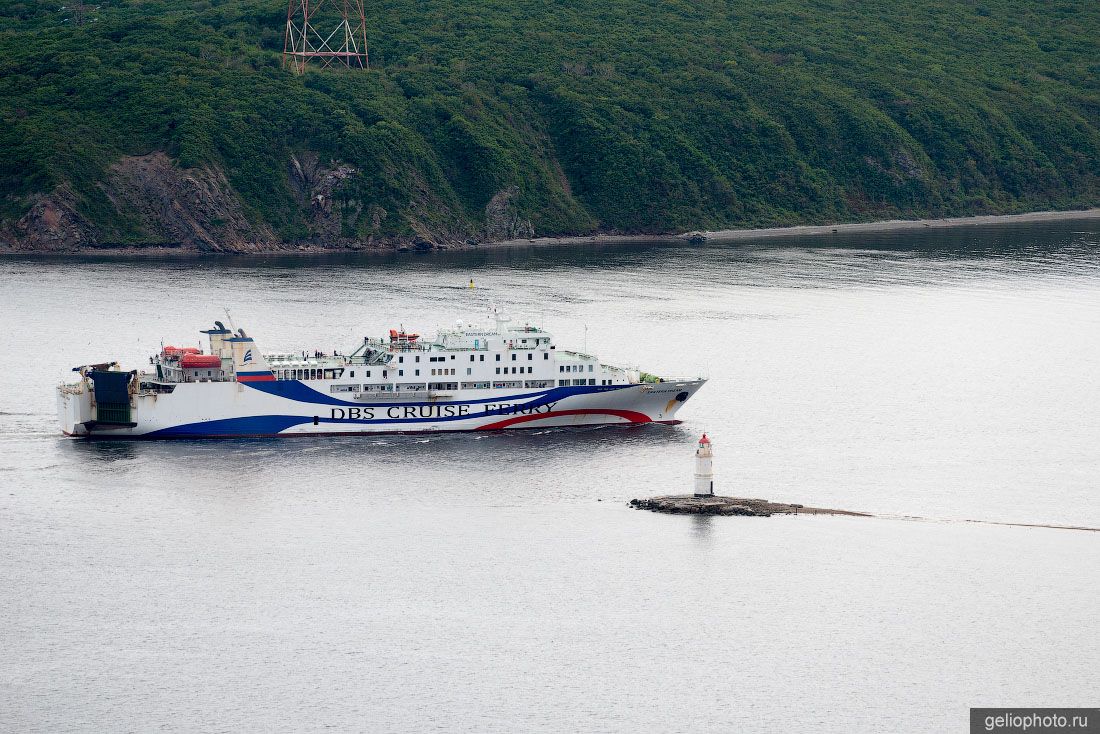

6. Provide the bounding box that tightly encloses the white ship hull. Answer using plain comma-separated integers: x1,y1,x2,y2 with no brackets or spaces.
58,379,705,439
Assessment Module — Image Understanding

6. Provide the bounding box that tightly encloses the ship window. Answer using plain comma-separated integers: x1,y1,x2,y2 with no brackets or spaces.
467,368,472,375
470,355,474,362
415,369,420,376
589,379,596,385
544,353,548,360
495,368,500,375
479,355,484,362
399,369,404,376
527,353,532,361
450,355,455,360
399,356,404,363
588,365,593,372
511,354,516,361
365,370,370,377
495,354,501,362
559,380,568,386
415,356,420,363
350,370,355,378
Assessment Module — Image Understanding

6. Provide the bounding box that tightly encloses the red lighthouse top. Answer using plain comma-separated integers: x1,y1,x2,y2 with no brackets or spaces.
699,433,710,445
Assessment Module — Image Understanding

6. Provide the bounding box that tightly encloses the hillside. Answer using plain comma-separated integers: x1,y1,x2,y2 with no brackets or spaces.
1,0,1098,252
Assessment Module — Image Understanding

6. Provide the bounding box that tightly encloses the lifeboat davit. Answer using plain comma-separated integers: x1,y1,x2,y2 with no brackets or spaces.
180,354,222,368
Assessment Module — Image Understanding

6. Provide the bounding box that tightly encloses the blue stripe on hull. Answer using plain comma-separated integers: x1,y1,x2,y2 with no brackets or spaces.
146,415,308,438
142,384,638,438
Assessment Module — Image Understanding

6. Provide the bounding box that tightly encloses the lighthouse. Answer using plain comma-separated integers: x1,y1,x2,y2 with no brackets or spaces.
693,433,714,497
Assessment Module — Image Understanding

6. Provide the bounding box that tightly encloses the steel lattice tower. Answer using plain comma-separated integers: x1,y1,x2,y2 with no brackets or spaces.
283,0,369,74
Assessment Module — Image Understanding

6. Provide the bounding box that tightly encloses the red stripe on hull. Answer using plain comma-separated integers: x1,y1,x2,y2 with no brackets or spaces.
236,375,276,382
476,408,652,431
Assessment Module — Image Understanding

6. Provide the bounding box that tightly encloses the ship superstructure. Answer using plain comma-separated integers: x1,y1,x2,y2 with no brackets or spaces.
57,307,705,439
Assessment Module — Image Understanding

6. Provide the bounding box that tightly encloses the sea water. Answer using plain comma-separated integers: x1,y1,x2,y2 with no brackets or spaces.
1,221,1098,732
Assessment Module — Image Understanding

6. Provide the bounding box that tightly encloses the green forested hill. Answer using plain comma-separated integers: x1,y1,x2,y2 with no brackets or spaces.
1,0,1098,249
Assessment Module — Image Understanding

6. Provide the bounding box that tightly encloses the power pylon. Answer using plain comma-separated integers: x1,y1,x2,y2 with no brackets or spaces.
283,0,369,74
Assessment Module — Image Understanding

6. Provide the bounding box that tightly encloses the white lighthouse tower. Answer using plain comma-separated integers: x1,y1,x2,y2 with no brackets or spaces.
693,433,714,497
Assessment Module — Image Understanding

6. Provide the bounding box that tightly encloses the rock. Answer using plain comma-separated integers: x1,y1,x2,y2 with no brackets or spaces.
7,187,97,251
288,151,360,241
629,495,870,518
101,152,276,252
484,186,534,241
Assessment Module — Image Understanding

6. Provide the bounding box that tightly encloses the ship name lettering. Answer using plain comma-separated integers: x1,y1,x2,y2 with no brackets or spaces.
329,407,376,420
483,401,557,415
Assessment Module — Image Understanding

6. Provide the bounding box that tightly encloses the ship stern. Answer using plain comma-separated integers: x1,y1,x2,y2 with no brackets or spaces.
57,381,93,436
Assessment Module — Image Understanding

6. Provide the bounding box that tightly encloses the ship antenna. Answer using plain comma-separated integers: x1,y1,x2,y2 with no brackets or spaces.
223,307,238,335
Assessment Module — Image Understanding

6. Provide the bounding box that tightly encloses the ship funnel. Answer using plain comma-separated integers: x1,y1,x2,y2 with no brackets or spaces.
201,322,233,360
227,332,274,383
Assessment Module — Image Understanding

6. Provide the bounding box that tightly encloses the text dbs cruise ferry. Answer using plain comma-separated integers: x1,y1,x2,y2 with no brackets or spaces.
57,308,706,439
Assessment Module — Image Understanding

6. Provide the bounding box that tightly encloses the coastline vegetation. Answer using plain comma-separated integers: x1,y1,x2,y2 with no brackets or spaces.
1,0,1098,244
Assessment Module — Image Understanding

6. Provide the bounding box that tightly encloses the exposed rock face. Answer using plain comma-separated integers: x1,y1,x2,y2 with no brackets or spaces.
6,188,97,251
103,152,275,252
0,151,481,253
288,152,360,240
485,186,534,241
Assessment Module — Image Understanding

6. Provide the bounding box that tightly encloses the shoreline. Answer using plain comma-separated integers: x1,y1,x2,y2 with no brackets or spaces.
497,207,1100,249
3,207,1098,258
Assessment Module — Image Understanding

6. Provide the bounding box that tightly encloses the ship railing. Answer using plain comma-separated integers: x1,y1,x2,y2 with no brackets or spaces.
354,390,432,401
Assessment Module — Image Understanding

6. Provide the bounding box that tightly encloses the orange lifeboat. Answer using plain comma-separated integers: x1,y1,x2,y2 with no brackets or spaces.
163,346,201,356
180,354,222,368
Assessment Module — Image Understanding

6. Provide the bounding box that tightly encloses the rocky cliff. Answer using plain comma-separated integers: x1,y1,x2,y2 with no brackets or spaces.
1,152,501,253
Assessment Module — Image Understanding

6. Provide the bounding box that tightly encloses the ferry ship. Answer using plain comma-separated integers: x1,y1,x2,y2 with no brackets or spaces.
57,307,706,439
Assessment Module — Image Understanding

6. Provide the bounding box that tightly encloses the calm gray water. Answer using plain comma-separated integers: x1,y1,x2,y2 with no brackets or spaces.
2,222,1099,732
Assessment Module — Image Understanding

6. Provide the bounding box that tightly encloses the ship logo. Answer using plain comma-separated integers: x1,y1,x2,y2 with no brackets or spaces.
243,349,253,364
